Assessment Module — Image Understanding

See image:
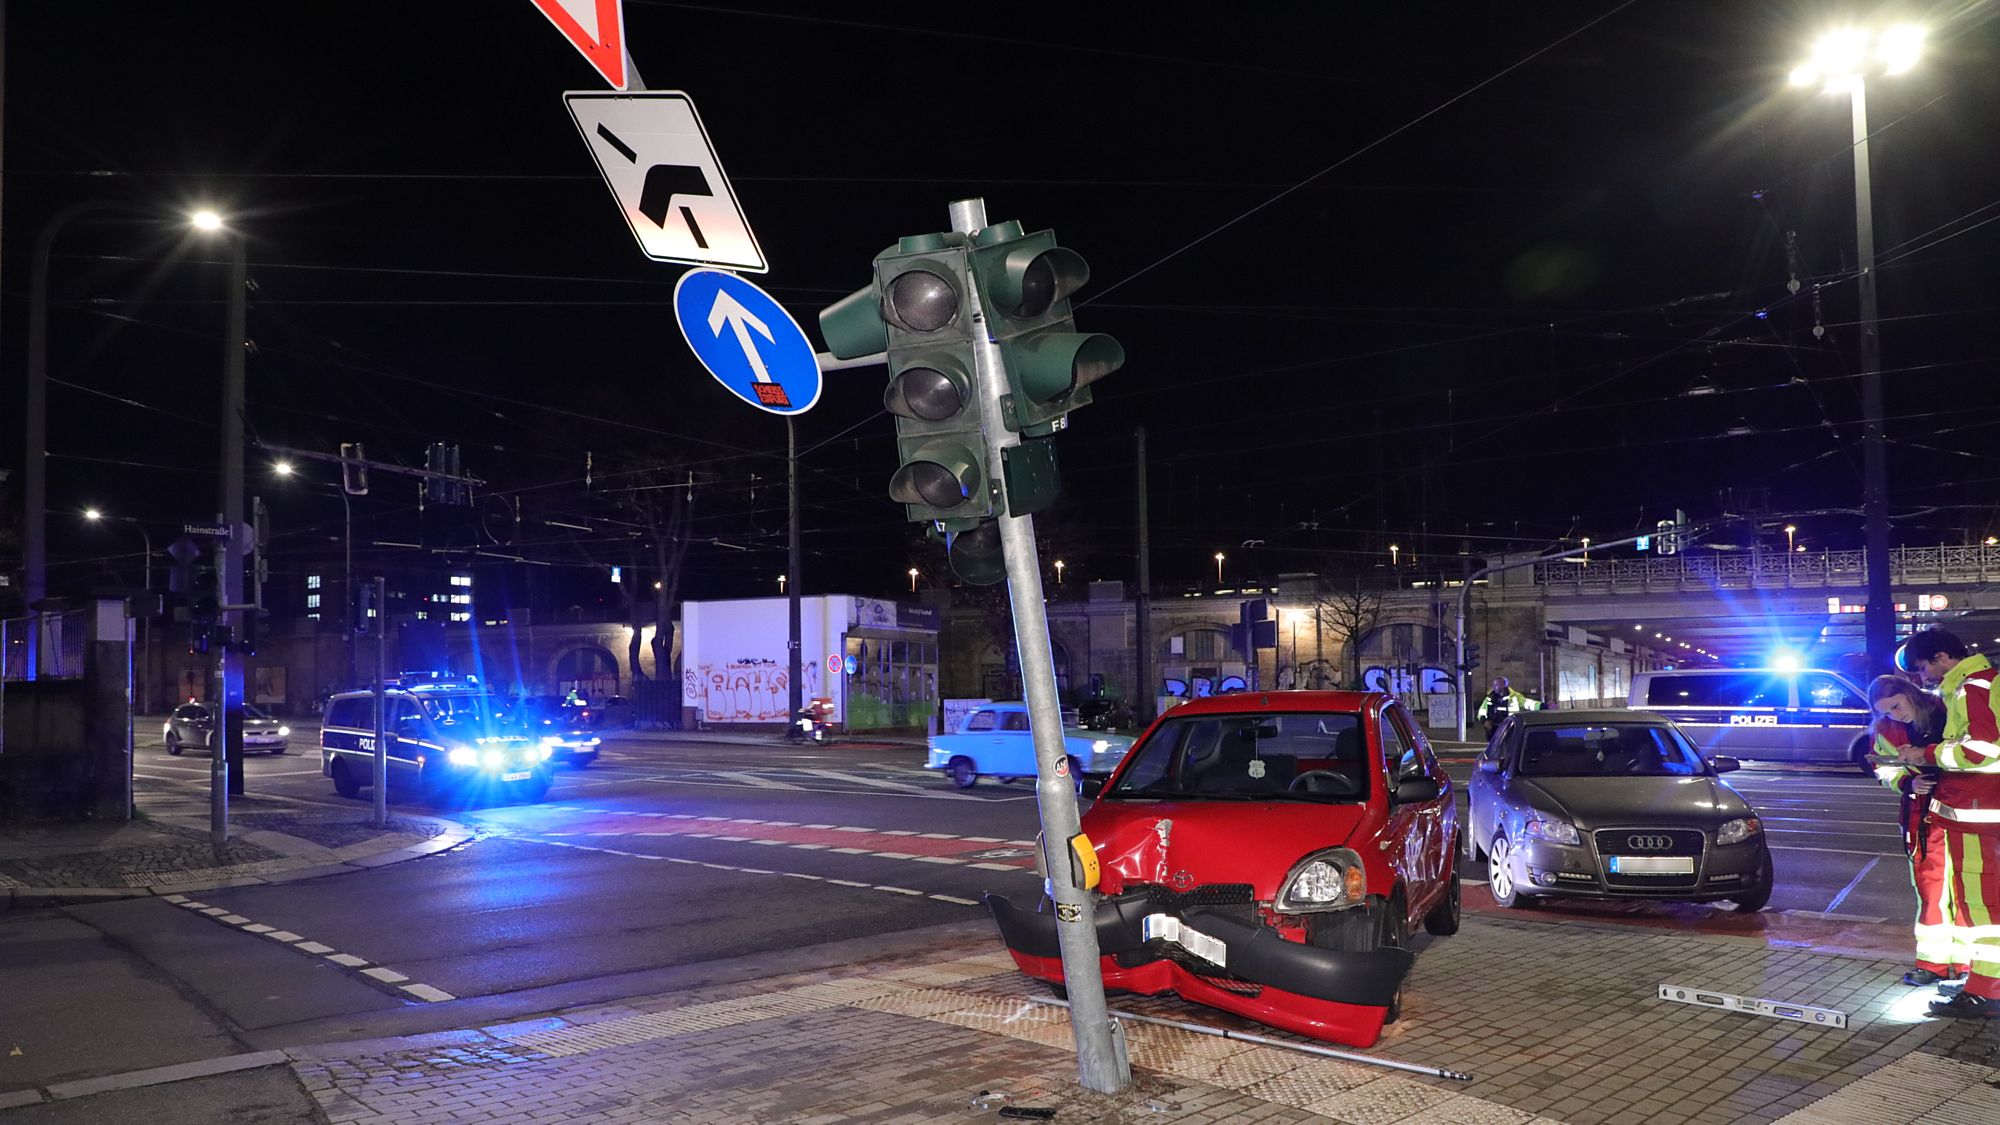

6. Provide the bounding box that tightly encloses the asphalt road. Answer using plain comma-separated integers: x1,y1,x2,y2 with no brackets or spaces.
19,721,1918,1087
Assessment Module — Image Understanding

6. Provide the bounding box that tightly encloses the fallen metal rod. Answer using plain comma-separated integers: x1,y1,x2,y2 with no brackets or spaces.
1028,997,1473,1082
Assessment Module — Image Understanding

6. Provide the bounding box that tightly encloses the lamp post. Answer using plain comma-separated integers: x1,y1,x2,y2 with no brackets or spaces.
1785,524,1797,553
907,566,919,593
25,203,226,678
1389,544,1400,568
1789,23,1922,676
1214,552,1225,585
1053,559,1065,586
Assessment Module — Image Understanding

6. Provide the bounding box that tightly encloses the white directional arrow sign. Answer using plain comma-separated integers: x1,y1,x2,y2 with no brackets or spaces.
673,269,820,415
706,290,777,385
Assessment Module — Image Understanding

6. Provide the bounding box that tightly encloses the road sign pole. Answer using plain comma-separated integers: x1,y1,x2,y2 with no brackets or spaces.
951,197,1128,1094
209,531,230,846
787,418,803,737
373,576,388,829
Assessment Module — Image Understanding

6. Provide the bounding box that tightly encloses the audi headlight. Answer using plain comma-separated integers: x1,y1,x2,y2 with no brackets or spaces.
277,726,291,737
1276,848,1366,913
1524,811,1581,845
1092,739,1111,752
447,746,478,767
1716,817,1763,845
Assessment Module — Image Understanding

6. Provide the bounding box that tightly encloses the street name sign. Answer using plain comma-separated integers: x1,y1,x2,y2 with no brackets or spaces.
530,0,629,89
565,91,767,272
674,269,819,415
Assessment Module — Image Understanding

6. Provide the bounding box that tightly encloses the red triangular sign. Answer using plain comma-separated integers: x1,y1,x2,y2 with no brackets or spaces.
529,0,628,90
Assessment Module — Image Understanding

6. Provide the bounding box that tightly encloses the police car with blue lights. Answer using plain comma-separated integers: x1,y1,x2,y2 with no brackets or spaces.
320,676,556,804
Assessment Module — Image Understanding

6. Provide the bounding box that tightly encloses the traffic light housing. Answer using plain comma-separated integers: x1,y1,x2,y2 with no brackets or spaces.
1460,641,1481,674
967,222,1124,437
185,552,220,655
822,232,1000,526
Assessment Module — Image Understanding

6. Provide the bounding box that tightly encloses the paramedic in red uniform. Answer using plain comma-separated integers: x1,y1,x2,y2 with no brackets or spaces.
1867,674,1965,986
1890,627,2000,1019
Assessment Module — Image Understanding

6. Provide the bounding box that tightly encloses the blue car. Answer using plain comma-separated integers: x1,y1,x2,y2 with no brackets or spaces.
926,702,1134,790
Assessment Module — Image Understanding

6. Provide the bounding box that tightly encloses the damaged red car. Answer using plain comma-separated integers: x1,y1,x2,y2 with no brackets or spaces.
986,691,1459,1047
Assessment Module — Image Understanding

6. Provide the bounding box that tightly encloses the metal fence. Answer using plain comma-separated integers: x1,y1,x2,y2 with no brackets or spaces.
1,610,90,681
1532,544,2000,595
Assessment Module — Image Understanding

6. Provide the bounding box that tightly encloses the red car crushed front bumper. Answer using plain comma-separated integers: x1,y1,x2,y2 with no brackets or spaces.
985,891,1412,1047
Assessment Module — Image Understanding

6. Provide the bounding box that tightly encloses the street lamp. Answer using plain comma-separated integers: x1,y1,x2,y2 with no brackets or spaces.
777,574,787,594
1388,544,1400,568
1580,538,1590,565
1785,524,1797,553
1053,559,1065,585
908,566,920,593
1214,552,1225,585
1789,23,1923,675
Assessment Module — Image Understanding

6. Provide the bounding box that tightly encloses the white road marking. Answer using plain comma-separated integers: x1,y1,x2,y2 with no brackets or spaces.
326,954,369,967
797,768,931,793
296,941,335,954
1823,855,1883,915
167,903,452,1002
518,834,1025,903
401,984,457,1002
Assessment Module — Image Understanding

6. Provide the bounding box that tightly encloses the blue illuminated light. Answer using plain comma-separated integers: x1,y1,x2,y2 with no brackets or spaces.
1770,651,1803,674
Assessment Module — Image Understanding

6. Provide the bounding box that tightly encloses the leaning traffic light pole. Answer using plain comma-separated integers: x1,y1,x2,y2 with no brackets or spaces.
819,198,1130,1093
949,197,1129,1094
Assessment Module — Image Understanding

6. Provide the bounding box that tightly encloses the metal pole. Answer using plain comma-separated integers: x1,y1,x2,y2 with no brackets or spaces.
342,487,354,688
372,576,388,828
1851,80,1893,678
1134,427,1152,725
209,533,230,844
787,418,803,735
951,196,1128,1094
220,231,247,800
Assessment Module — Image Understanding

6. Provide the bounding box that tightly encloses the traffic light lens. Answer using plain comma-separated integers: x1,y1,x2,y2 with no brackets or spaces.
886,367,965,422
1014,255,1057,318
886,270,959,333
893,462,972,509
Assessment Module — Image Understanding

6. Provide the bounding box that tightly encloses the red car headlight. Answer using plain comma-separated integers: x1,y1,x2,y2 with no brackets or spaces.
1275,847,1366,913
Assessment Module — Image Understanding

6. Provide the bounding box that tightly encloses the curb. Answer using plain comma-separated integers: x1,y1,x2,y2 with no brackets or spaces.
0,817,476,913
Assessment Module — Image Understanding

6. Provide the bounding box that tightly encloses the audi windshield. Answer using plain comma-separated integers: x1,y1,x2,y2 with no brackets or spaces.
1516,724,1706,778
1102,711,1370,801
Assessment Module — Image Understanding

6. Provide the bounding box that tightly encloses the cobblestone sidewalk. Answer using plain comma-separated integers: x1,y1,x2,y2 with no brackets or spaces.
0,790,465,909
265,916,1998,1124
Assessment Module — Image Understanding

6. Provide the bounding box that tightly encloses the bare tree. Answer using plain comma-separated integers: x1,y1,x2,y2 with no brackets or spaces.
1313,580,1383,690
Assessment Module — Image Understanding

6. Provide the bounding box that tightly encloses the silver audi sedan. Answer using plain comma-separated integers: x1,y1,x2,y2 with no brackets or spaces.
1466,710,1772,912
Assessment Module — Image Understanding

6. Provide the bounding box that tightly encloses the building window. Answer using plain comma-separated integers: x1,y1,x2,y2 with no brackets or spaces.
307,612,320,621
416,611,428,621
306,594,320,609
450,575,472,587
450,611,470,623
306,575,321,590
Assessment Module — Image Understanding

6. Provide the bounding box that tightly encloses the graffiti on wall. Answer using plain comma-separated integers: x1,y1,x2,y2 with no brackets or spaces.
1361,664,1455,694
685,658,819,721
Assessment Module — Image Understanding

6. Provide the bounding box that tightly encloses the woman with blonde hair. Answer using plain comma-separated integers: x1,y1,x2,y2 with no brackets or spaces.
1868,674,1964,987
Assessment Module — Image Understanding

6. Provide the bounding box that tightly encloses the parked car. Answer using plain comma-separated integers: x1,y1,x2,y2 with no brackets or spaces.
591,695,634,729
1627,667,1873,770
163,702,291,756
507,695,602,767
1077,698,1137,731
320,677,554,804
1468,709,1772,911
925,701,1134,789
985,691,1459,1047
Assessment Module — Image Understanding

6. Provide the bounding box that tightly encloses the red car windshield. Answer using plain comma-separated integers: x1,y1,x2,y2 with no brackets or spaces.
1102,710,1370,802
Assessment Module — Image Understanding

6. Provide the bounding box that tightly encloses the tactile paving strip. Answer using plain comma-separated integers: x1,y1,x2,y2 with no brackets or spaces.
1771,1049,2000,1123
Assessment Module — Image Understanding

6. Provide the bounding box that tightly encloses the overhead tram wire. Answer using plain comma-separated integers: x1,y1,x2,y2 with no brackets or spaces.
1080,0,1640,308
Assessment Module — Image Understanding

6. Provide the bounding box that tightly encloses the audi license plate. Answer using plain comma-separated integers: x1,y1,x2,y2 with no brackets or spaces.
501,770,533,782
1141,914,1227,967
1608,855,1694,875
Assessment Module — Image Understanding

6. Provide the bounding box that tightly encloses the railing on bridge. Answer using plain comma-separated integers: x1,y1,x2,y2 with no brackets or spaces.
1533,544,2000,594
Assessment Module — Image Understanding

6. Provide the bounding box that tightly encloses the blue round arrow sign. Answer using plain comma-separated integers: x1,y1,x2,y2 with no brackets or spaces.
673,268,821,415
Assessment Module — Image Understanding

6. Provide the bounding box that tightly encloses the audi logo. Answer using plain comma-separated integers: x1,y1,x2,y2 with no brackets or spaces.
1626,834,1675,851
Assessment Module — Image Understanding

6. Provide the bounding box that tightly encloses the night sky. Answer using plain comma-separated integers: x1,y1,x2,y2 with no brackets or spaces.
4,1,1998,614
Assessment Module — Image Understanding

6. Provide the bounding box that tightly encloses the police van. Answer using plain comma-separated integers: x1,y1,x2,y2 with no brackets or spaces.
1627,667,1873,771
321,676,555,804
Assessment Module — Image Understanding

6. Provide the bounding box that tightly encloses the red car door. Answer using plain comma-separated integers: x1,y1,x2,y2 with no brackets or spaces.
1379,702,1448,921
